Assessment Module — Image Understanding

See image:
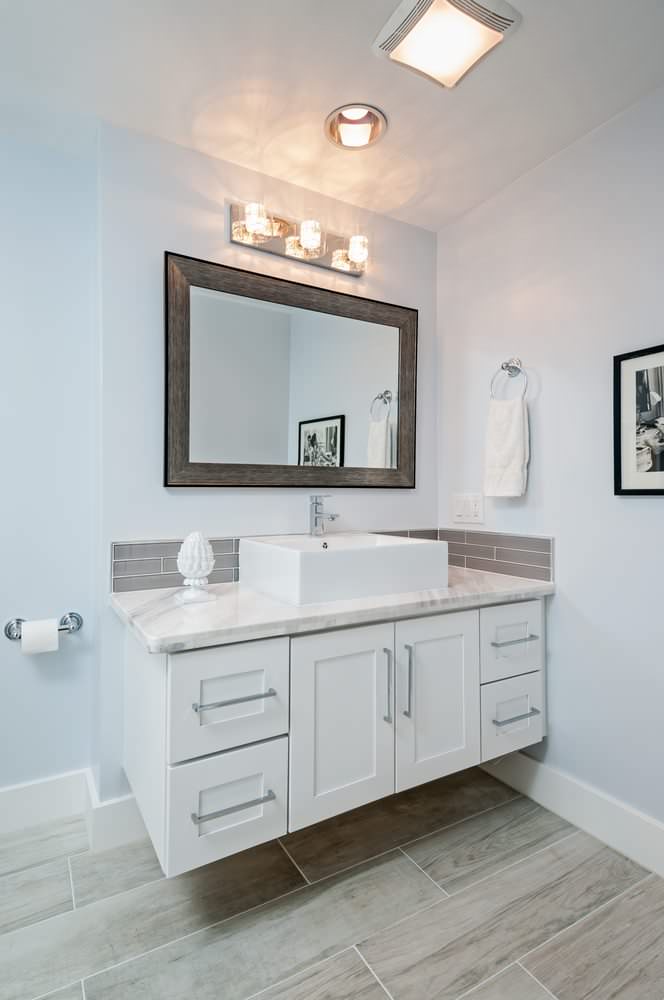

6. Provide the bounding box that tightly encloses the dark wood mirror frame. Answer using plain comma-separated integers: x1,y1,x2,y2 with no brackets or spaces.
165,252,418,488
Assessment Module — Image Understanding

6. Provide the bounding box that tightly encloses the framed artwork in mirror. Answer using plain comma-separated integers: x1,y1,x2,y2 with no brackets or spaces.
614,342,664,495
298,415,345,467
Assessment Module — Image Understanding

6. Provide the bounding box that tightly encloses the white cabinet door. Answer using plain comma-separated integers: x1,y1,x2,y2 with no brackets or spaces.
289,623,395,831
395,611,480,792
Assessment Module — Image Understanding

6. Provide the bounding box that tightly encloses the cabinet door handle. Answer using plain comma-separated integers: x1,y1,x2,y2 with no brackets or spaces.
191,789,275,825
192,688,277,713
492,707,541,728
491,634,539,649
403,644,414,718
383,647,393,724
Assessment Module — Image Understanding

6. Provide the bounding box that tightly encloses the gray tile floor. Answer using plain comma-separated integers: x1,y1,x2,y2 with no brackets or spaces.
0,767,661,1000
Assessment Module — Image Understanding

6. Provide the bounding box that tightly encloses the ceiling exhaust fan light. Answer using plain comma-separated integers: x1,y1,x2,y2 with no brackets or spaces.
374,0,521,89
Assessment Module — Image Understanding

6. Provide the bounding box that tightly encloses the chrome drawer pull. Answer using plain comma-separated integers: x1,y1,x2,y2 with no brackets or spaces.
191,789,276,825
492,707,541,728
192,688,277,713
403,644,414,718
491,633,539,649
383,647,393,724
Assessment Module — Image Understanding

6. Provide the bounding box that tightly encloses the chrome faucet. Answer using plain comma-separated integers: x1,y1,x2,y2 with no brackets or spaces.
309,495,339,536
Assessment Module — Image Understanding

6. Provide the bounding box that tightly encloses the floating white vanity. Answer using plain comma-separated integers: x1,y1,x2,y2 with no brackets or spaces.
113,557,553,877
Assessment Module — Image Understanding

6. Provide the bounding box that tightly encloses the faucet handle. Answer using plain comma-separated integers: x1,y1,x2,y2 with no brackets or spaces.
310,494,331,503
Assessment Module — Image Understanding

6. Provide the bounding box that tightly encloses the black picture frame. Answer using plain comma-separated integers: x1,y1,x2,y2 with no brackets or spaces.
614,342,664,495
164,252,417,488
298,415,346,468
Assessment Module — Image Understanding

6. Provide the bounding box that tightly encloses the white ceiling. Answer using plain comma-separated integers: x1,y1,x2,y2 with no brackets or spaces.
3,0,664,230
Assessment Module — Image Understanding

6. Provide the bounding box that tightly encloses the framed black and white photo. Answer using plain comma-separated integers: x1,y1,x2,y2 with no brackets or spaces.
614,343,664,495
298,415,345,468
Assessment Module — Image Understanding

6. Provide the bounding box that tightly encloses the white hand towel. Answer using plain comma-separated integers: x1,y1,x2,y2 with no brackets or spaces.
367,414,389,468
484,398,530,497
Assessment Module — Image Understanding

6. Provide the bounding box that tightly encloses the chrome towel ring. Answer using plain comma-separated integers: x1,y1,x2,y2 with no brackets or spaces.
490,358,528,399
370,389,393,418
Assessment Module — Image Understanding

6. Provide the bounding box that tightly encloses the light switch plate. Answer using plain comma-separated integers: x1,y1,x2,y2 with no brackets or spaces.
452,493,484,524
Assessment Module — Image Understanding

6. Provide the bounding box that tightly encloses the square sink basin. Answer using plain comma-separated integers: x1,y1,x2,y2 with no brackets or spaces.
240,532,449,606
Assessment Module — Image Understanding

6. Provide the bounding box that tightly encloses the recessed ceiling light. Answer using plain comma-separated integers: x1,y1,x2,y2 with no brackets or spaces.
373,0,521,89
325,104,387,149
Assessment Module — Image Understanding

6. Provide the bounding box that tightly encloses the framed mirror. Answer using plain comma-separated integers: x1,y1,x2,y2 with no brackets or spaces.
165,253,417,488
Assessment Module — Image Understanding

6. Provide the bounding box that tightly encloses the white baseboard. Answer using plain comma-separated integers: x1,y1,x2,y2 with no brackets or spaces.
0,768,146,851
0,769,90,835
483,752,664,878
84,771,147,852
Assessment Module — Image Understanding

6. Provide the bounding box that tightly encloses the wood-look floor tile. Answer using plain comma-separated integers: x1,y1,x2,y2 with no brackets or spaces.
43,986,84,1000
0,840,304,1000
404,797,574,893
0,858,72,935
83,851,442,1000
358,833,646,1000
281,768,519,881
0,816,88,878
464,965,554,999
253,949,388,1000
70,839,163,907
524,874,664,1000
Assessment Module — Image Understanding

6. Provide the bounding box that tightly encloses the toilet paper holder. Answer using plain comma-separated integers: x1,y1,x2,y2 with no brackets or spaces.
4,612,84,642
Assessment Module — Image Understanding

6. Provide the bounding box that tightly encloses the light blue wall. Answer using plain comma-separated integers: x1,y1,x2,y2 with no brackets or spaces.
0,109,98,787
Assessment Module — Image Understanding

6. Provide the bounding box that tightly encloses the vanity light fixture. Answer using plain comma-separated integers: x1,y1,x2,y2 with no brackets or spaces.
229,202,369,277
373,0,521,88
324,104,387,149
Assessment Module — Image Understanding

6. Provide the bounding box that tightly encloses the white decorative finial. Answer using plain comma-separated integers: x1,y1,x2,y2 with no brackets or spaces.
175,532,216,604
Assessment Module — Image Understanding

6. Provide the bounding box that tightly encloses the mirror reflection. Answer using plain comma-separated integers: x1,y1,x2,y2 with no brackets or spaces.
189,287,400,469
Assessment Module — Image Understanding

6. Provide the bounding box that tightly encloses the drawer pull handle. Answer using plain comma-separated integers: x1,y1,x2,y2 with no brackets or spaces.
491,634,539,649
383,647,393,724
191,789,276,825
492,707,541,728
192,688,277,713
403,644,414,718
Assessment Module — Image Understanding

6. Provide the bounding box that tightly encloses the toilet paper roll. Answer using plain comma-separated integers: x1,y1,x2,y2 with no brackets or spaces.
21,618,59,654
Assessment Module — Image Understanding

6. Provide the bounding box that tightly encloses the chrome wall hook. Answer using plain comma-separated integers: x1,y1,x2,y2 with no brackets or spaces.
4,612,84,642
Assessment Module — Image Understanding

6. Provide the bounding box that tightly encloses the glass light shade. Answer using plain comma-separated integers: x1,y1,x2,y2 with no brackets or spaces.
244,202,270,236
389,0,503,88
284,235,306,259
300,219,322,251
348,235,369,266
342,106,369,120
338,121,374,147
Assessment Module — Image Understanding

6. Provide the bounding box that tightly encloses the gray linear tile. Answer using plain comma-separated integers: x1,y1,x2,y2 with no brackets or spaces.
438,528,467,542
113,542,181,560
112,558,162,578
376,530,410,537
0,816,88,878
0,840,304,1000
209,538,236,554
162,553,238,573
69,839,163,908
448,554,466,568
358,832,646,1000
84,851,440,1000
465,532,551,553
409,529,438,540
495,548,551,568
466,557,551,581
466,965,553,999
113,572,182,593
281,768,519,882
0,858,72,935
448,542,495,559
524,874,664,1000
403,797,574,894
254,949,388,1000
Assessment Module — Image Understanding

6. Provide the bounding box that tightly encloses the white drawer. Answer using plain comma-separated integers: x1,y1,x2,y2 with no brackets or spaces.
167,638,289,764
481,671,545,762
480,601,543,683
164,736,288,877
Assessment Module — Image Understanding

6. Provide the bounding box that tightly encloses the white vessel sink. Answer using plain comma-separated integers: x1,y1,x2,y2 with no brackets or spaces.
240,532,449,606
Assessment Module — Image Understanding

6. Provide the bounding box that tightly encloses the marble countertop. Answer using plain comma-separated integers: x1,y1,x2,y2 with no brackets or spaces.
110,567,555,654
